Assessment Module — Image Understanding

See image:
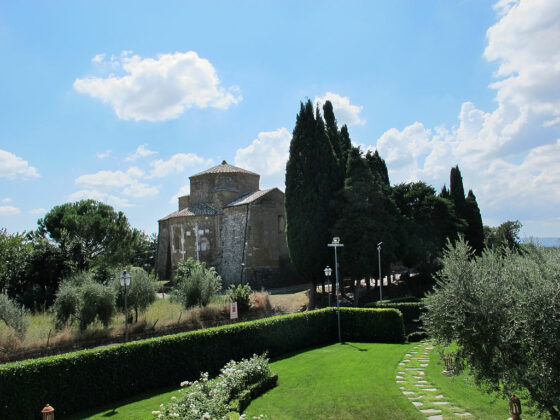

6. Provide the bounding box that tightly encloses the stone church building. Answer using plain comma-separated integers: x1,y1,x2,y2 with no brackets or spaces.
156,161,296,288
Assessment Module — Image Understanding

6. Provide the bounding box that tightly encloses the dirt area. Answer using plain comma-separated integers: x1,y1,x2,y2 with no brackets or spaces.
267,283,310,314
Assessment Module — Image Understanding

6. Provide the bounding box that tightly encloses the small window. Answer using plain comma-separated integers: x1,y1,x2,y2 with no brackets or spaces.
278,215,285,233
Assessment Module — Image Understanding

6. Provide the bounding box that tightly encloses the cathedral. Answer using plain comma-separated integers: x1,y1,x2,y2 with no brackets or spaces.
156,161,296,288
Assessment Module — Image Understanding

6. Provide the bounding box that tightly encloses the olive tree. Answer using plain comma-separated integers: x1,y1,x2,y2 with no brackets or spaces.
423,239,560,419
171,258,222,309
111,266,157,322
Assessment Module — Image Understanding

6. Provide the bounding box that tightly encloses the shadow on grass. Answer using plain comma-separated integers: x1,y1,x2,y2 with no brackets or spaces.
342,342,368,351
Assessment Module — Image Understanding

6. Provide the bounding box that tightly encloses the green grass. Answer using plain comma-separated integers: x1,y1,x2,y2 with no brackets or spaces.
424,346,542,420
244,342,422,420
63,385,181,419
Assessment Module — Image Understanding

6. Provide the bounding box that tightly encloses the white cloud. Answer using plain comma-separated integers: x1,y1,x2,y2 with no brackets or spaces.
74,51,242,122
74,166,158,200
96,149,112,159
0,206,21,216
125,144,157,161
234,128,291,177
1,198,12,203
170,185,190,204
68,190,134,208
368,0,560,234
314,92,366,126
0,149,40,179
91,53,105,64
28,208,46,215
149,153,211,178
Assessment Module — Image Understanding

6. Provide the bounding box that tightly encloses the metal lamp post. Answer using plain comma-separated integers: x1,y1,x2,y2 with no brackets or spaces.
119,270,131,341
377,242,383,303
324,266,332,307
328,237,344,343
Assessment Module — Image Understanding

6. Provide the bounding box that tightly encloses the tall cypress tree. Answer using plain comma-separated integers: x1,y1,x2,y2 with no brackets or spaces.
338,125,352,169
450,165,466,217
439,185,450,199
285,100,339,295
464,190,484,254
323,101,342,165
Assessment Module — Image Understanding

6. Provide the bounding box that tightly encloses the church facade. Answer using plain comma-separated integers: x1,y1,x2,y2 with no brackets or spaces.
156,161,296,288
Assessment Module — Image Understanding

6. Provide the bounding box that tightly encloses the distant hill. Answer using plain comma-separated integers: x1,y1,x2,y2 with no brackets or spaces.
522,237,560,247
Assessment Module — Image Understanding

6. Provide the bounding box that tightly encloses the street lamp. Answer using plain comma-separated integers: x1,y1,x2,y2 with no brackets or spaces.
324,266,332,306
119,270,131,341
328,237,344,343
377,242,383,303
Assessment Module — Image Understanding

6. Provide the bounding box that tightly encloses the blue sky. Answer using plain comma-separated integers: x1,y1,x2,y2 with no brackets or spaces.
1,0,559,238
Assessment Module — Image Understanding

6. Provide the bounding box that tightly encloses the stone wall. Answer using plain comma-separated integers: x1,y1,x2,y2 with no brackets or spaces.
190,172,259,209
219,206,248,286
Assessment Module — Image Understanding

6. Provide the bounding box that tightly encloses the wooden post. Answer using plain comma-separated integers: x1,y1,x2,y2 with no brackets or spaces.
509,395,522,420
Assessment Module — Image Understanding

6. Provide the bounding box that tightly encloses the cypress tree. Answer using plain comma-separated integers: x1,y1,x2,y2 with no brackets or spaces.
338,125,352,170
285,100,339,298
439,185,450,199
450,165,466,216
365,150,390,187
322,101,342,165
464,190,484,254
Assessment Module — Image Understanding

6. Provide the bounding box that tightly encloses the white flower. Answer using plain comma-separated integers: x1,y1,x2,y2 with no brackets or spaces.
151,411,161,415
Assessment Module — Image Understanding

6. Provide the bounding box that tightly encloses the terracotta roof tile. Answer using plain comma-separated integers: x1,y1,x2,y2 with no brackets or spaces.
190,161,258,178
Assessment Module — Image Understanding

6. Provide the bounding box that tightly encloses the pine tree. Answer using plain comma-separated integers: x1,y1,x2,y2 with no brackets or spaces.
464,190,484,254
285,100,339,297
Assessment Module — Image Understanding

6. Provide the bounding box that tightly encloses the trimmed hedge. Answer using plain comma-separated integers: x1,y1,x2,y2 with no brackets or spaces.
364,301,425,326
0,308,403,419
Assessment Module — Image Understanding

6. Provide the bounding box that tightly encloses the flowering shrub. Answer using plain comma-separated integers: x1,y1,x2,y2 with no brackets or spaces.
153,354,271,419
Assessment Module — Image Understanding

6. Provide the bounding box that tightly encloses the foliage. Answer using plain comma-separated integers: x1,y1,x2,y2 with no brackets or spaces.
464,190,484,254
392,182,466,273
332,147,398,283
36,199,136,272
0,308,403,418
422,239,560,419
228,283,252,315
154,354,273,419
54,271,116,330
484,219,522,252
0,229,32,297
285,100,339,291
365,301,424,323
112,266,157,322
0,293,29,338
172,259,222,309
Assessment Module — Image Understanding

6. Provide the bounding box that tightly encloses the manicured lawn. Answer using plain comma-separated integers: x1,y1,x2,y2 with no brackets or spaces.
424,347,541,420
64,385,180,419
244,342,422,420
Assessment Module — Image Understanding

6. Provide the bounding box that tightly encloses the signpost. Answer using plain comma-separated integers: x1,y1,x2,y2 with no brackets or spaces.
230,301,238,320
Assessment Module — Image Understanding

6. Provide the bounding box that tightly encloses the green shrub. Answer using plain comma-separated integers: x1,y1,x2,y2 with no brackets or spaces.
155,354,272,419
53,271,116,330
228,284,252,315
407,331,428,342
0,308,403,419
0,293,29,338
172,259,222,309
111,266,157,321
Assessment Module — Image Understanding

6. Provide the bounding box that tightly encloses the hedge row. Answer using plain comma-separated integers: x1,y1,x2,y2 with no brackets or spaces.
0,307,403,419
364,301,425,326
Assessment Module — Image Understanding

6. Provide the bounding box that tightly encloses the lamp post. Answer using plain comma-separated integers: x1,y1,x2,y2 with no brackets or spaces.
377,242,383,303
328,237,344,343
119,270,131,341
324,266,332,307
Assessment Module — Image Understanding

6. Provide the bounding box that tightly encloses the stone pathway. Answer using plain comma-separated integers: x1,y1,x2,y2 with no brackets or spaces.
397,342,473,419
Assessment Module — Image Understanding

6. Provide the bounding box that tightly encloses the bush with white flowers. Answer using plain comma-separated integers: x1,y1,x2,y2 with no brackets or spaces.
153,354,271,420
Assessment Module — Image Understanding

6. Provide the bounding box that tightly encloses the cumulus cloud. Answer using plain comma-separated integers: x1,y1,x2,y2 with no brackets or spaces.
74,51,242,122
0,206,21,216
368,0,560,235
235,128,291,176
149,153,211,178
0,149,39,179
75,167,158,198
125,144,157,161
315,92,366,126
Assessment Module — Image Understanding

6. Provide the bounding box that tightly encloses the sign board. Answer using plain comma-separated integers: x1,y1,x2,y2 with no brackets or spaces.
230,302,238,319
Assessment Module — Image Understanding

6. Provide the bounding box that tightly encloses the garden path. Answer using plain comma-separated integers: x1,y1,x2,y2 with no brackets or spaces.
397,341,473,420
